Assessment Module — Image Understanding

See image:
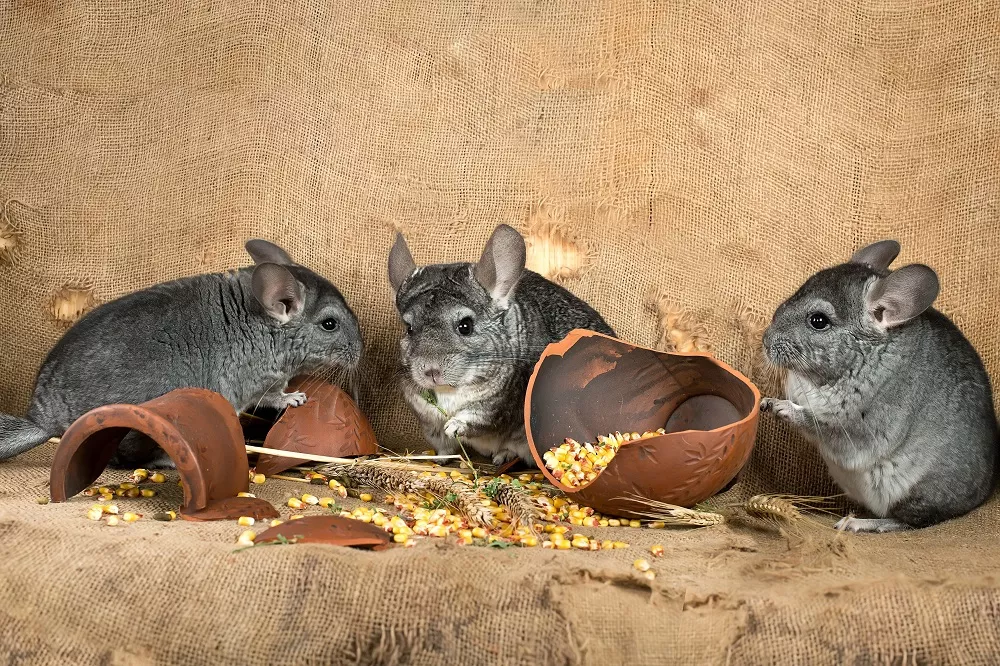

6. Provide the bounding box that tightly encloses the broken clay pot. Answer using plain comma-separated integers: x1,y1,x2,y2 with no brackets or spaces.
49,387,278,521
253,375,379,477
253,515,392,550
525,329,760,518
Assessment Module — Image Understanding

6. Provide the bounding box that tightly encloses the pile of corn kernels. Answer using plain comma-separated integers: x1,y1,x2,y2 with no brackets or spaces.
543,429,667,488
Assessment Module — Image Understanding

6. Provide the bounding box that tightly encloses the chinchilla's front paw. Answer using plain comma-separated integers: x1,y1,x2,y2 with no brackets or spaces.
492,450,517,466
281,391,308,408
760,397,800,421
443,418,468,440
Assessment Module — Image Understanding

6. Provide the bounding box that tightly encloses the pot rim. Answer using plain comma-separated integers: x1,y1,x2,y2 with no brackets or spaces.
523,328,761,494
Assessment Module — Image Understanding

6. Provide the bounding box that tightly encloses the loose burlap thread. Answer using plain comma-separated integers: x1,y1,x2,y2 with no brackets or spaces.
1,0,999,663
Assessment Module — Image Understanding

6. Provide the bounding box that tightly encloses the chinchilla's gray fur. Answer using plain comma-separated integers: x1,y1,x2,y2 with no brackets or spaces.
0,240,362,468
387,224,614,466
761,239,998,532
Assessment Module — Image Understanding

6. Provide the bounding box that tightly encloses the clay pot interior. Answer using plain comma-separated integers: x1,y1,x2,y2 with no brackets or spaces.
525,330,760,517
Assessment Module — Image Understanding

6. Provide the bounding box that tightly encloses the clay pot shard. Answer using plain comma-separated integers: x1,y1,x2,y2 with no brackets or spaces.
252,515,392,550
525,329,760,518
253,375,378,477
49,387,278,521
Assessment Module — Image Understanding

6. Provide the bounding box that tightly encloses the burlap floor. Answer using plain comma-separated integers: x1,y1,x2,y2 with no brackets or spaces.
3,441,1000,665
1,0,999,663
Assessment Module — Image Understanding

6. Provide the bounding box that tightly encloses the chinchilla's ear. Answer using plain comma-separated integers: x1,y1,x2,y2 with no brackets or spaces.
246,239,296,266
251,263,305,324
865,264,939,329
473,224,526,308
388,233,417,293
850,240,900,272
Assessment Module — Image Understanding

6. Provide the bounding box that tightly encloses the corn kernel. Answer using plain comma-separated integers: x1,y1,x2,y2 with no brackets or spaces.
289,514,304,520
100,493,114,501
36,496,49,505
542,540,555,549
83,487,98,497
87,507,103,521
287,498,304,509
393,533,409,544
150,473,166,483
601,540,615,550
269,519,284,527
237,516,255,527
115,489,126,497
126,488,141,498
633,558,651,572
608,519,621,527
252,473,266,485
628,520,642,528
648,521,666,529
237,530,256,546
122,512,140,523
318,497,337,508
643,571,656,581
301,494,319,505
521,536,539,547
99,486,112,494
132,469,149,482
237,492,256,498
650,544,665,558
140,489,156,498
556,539,571,550
613,541,629,549
359,493,373,502
105,515,120,526
471,527,488,539
103,504,119,515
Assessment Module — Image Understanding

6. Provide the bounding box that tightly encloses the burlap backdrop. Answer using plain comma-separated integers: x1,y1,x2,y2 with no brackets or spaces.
1,1,999,664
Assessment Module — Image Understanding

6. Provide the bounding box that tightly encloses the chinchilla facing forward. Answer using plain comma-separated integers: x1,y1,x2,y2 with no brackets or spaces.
0,240,362,468
761,239,999,532
387,224,615,466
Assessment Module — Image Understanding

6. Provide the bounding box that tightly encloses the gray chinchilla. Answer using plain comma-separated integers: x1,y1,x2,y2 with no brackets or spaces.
387,224,615,466
0,240,362,468
760,239,999,532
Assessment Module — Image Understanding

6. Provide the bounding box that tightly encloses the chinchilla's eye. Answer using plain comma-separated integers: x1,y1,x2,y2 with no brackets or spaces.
808,312,831,330
321,318,338,331
456,316,474,336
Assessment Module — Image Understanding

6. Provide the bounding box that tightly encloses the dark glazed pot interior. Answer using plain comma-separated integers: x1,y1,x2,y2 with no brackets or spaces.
525,330,760,517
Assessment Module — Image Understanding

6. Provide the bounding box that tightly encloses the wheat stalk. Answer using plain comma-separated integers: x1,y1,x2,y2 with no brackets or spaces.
744,494,801,523
318,461,493,528
616,493,726,527
483,480,540,534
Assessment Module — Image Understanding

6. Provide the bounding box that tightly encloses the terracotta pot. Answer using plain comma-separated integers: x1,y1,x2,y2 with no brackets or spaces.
253,375,379,477
524,329,760,518
49,387,278,521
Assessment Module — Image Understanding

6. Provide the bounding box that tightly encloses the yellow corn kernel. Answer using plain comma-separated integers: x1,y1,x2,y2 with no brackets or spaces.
287,498,304,509
318,497,337,508
237,516,255,527
150,473,166,483
643,571,656,581
140,489,156,498
99,486,112,494
393,533,409,544
103,504,119,515
556,539,571,550
648,521,666,529
613,541,629,549
471,527,488,539
650,544,665,558
572,539,590,550
237,530,256,546
115,489,126,497
132,469,149,482
359,493,373,502
36,496,50,505
551,525,569,535
105,515,120,526
601,540,615,550
126,488,141,498
372,514,388,527
633,558,651,572
269,519,284,527
87,507,103,521
122,512,140,523
542,540,555,549
521,536,539,547
99,493,114,501
237,492,256,498
83,487,98,497
118,482,136,491
628,520,642,528
607,519,621,527
301,494,319,505
289,514,305,520
252,473,266,485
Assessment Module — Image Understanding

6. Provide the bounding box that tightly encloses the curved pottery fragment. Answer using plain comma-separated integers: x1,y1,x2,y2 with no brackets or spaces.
253,515,392,550
49,388,278,521
253,376,379,477
524,329,760,518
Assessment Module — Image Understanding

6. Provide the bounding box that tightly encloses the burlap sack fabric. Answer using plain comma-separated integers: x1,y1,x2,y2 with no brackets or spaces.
1,1,998,664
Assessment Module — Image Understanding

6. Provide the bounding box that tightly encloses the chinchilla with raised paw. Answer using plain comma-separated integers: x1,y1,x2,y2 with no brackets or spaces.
760,239,999,533
388,224,615,467
0,240,362,468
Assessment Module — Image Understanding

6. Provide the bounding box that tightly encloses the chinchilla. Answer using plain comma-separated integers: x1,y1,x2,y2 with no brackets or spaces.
0,239,362,468
387,224,615,466
760,239,999,532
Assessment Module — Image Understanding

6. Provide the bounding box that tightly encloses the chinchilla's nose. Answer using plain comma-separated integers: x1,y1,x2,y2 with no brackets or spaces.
424,367,442,384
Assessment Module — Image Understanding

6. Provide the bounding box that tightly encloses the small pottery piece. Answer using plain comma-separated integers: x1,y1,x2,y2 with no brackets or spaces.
525,329,760,518
253,515,392,550
253,376,379,477
49,387,278,520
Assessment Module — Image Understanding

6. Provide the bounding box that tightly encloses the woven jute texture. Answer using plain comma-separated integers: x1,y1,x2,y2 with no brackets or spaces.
1,0,999,664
